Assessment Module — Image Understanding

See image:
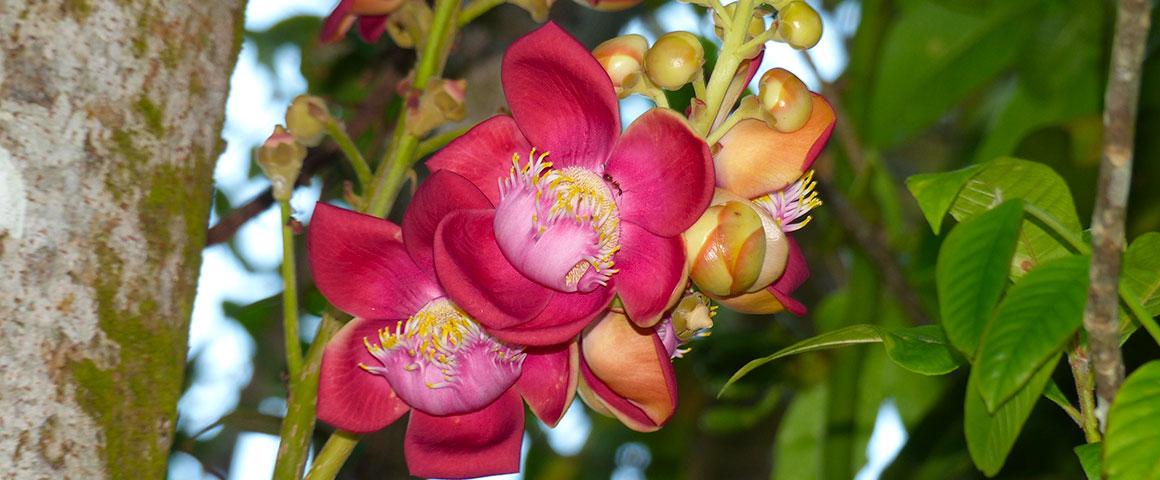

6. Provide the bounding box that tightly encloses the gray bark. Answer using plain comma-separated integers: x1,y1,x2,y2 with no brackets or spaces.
0,0,245,477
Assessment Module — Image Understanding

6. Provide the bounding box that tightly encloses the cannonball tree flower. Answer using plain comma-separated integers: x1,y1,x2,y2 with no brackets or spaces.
308,202,578,479
577,292,714,431
320,0,404,44
427,23,714,344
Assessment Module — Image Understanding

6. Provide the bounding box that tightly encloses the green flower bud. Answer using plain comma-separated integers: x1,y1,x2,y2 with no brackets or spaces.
775,1,822,50
644,31,705,90
405,78,467,137
257,125,306,201
758,68,812,132
285,95,330,147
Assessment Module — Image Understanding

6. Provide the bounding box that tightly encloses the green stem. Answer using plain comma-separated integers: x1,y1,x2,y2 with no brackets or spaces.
279,199,303,381
324,121,373,191
366,0,459,217
305,431,361,480
458,0,504,26
416,125,471,159
273,312,343,480
705,106,750,145
1068,348,1103,443
693,0,754,136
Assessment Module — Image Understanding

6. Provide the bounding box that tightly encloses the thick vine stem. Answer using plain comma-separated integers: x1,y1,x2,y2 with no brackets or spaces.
273,313,343,480
278,199,303,381
693,0,755,136
1082,0,1151,422
305,431,361,480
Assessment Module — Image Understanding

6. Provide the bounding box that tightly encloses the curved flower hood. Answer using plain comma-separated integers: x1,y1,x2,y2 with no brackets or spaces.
427,23,714,345
308,203,578,478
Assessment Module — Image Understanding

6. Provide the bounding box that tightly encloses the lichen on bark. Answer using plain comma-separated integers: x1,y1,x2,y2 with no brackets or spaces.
0,0,246,477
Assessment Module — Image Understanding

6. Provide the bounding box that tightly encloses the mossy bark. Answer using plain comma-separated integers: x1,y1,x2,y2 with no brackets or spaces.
0,0,245,477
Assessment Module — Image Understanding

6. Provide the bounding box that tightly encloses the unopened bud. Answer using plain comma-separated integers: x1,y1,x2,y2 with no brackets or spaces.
385,0,433,48
258,125,306,201
684,200,767,296
285,95,331,147
775,1,822,50
570,0,643,12
510,0,556,22
712,3,766,41
593,34,649,98
758,68,812,132
406,78,467,137
644,32,705,90
670,292,715,342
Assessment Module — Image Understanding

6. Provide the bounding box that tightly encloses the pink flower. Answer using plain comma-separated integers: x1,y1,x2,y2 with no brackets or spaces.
308,203,578,479
427,23,714,345
320,0,403,44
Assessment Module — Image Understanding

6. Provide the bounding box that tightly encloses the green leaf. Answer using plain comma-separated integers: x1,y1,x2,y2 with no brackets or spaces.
867,1,1035,147
881,325,962,375
949,158,1082,279
1074,442,1102,480
965,356,1057,477
1123,232,1160,316
972,255,1089,412
1043,380,1077,418
1103,361,1160,480
936,199,1024,357
720,324,961,395
906,164,983,234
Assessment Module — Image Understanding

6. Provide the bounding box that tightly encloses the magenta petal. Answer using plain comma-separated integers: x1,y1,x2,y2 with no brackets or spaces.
614,223,687,327
502,23,620,170
317,317,410,434
488,285,614,346
427,115,531,205
605,108,714,237
403,170,492,277
320,0,355,43
308,203,442,320
356,15,388,43
517,342,579,426
404,389,524,479
434,209,553,330
769,237,809,315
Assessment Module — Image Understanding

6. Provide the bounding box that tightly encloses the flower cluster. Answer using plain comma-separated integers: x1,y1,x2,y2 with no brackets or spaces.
307,23,832,479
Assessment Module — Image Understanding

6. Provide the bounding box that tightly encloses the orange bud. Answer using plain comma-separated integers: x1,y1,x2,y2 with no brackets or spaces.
685,201,766,296
593,34,649,98
775,1,822,50
758,68,812,133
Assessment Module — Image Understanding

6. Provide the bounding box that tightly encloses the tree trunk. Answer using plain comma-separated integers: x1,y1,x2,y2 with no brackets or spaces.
0,0,245,477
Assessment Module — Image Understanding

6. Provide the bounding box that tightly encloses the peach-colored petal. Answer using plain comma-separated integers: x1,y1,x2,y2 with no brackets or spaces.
580,312,677,429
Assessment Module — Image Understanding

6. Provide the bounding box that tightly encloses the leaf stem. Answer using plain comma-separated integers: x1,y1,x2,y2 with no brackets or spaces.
305,431,361,480
1067,347,1103,443
1082,0,1151,420
324,121,373,191
279,199,303,381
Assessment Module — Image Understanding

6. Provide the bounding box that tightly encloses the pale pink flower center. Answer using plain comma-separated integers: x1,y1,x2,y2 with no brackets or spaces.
360,299,524,416
753,170,821,233
493,149,622,293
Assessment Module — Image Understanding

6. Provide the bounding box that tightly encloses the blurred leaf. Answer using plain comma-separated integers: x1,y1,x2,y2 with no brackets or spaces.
1103,361,1160,480
245,16,325,72
773,384,826,480
1123,233,1160,316
222,294,280,335
1074,442,1101,480
721,324,960,395
867,1,1035,147
949,158,1081,279
936,200,1023,357
975,0,1106,163
870,159,907,241
965,355,1057,477
906,164,983,234
700,387,782,434
971,255,1088,413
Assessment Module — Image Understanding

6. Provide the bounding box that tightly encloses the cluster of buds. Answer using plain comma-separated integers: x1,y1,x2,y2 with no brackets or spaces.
591,31,706,103
258,95,335,201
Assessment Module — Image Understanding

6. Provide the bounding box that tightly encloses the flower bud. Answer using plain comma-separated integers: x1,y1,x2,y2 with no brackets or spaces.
644,32,705,90
758,68,812,132
257,125,306,201
405,78,467,137
775,1,822,50
385,0,433,48
570,0,642,12
510,0,556,22
285,95,331,147
593,34,649,98
684,201,766,296
712,3,766,41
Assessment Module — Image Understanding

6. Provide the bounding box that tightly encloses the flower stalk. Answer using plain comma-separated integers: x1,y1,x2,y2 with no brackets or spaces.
305,430,361,480
273,312,343,480
693,0,754,136
324,120,373,191
280,199,304,381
